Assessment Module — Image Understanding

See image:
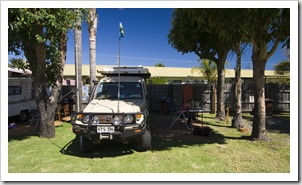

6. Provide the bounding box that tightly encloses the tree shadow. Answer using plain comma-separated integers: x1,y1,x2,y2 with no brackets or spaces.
10,113,289,159
8,121,40,141
266,115,290,134
8,122,66,141
201,120,233,129
242,114,254,122
235,113,290,134
149,114,227,151
60,114,227,158
224,135,253,141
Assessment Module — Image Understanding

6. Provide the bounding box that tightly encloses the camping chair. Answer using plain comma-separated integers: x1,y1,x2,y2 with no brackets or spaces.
168,99,205,130
167,98,191,129
29,109,40,131
165,97,179,114
169,109,205,129
168,109,190,129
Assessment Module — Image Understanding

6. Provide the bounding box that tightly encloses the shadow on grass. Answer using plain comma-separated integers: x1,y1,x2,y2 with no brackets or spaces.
266,114,290,134
60,114,227,158
242,113,290,134
59,136,135,158
202,120,233,129
10,113,289,158
242,114,254,122
8,122,67,141
8,122,40,141
148,114,227,151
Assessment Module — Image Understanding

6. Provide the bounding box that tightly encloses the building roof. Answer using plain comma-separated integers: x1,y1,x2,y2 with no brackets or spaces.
63,64,283,79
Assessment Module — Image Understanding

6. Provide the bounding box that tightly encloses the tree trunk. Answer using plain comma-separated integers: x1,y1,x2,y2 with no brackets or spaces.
251,45,268,140
232,47,243,128
31,25,56,138
89,8,97,91
211,84,216,114
23,26,68,139
75,17,83,112
215,51,227,120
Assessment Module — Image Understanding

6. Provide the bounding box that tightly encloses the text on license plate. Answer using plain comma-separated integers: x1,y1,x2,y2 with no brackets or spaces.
97,126,115,133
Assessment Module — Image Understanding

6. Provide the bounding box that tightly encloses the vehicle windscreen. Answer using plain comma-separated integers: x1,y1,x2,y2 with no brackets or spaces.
95,82,143,100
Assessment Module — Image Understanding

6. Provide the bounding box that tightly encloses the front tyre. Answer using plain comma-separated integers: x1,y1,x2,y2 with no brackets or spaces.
133,129,152,152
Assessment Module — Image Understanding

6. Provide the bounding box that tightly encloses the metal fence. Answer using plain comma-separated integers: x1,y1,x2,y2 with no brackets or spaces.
147,83,290,113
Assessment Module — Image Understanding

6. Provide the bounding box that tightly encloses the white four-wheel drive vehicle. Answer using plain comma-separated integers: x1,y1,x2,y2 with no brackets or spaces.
71,67,152,152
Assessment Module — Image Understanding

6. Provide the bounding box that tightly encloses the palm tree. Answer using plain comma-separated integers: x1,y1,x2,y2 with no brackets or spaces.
191,59,217,85
8,58,28,70
192,59,217,113
155,62,165,67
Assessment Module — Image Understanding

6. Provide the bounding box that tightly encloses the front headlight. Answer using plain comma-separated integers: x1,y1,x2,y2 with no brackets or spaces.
113,117,121,126
124,115,134,123
136,114,145,125
136,114,143,122
91,116,99,125
83,115,90,124
71,113,83,122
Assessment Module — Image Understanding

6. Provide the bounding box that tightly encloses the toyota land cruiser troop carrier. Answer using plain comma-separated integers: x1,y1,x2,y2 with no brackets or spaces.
71,66,152,152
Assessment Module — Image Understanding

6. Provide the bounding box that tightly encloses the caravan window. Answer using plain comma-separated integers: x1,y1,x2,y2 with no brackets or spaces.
8,86,22,96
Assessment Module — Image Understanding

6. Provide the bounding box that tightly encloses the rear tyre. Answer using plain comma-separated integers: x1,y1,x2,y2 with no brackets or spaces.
133,129,152,152
18,110,28,122
80,136,92,153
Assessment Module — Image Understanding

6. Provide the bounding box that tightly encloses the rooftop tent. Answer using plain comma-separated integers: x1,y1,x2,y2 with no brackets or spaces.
98,66,151,79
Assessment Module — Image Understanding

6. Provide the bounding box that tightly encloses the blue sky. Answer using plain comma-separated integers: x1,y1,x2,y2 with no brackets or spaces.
65,8,288,70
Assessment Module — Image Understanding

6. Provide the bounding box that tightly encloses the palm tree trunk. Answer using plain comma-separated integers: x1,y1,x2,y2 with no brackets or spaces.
75,16,83,111
89,8,97,91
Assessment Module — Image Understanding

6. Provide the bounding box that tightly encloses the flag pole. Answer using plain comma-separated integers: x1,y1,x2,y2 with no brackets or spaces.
117,34,121,113
117,22,124,113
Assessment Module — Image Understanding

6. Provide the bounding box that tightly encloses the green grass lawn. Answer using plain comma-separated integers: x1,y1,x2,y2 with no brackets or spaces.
7,113,290,174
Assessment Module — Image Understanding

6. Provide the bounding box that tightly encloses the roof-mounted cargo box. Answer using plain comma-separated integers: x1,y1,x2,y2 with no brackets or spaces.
98,66,151,79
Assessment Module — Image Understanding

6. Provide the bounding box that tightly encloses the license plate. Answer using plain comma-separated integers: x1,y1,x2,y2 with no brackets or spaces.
97,126,115,133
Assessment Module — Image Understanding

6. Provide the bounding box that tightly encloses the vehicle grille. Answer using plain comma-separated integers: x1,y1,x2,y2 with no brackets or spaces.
95,115,124,124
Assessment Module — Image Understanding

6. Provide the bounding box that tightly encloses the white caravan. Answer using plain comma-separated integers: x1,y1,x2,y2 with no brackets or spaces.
8,78,37,122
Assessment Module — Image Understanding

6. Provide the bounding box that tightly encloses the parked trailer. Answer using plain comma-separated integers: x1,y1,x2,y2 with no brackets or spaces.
8,78,37,122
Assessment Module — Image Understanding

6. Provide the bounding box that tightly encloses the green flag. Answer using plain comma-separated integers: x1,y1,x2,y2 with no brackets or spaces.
119,22,125,38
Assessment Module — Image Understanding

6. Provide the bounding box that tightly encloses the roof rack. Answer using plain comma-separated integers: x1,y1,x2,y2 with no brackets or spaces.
97,66,151,79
